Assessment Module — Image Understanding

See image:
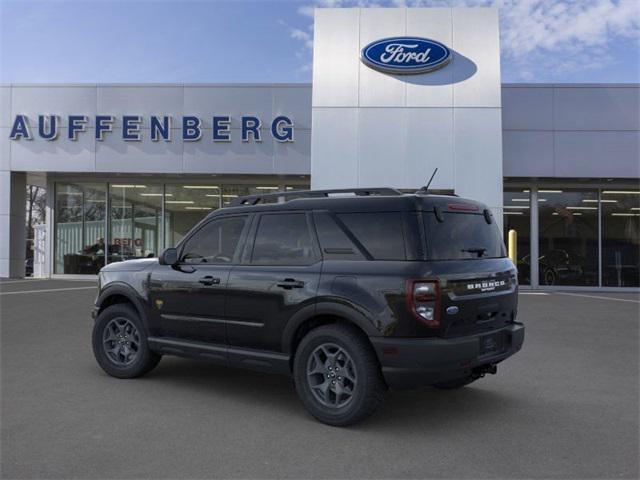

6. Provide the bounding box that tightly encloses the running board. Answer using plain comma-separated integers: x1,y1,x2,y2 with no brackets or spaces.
147,337,291,375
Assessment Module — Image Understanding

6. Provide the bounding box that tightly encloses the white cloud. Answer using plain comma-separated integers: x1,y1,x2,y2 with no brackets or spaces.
289,27,314,50
290,0,640,80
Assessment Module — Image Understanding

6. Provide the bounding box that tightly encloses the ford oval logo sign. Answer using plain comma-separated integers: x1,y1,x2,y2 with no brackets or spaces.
361,37,452,75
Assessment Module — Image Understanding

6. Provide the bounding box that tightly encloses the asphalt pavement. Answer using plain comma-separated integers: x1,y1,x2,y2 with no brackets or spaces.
1,280,638,479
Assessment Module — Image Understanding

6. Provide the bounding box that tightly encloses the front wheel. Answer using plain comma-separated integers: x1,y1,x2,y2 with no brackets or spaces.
293,324,386,426
92,304,161,379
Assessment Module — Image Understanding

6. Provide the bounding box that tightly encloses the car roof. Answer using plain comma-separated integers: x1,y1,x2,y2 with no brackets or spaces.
207,192,489,218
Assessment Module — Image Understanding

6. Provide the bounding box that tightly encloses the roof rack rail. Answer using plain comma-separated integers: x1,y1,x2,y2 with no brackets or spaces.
227,187,403,207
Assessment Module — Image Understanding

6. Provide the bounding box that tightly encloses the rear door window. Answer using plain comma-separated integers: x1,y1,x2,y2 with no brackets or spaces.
423,212,506,260
337,212,406,260
251,213,319,265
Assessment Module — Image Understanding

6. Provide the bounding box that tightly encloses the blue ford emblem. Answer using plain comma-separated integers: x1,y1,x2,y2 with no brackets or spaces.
361,36,452,75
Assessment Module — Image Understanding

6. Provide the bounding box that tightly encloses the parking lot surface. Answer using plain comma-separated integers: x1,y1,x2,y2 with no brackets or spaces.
1,280,638,479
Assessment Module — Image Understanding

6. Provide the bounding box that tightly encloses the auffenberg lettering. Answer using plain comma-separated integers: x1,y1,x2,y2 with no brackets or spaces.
8,115,295,143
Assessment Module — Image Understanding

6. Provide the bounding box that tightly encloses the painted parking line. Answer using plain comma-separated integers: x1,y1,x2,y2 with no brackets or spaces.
0,279,52,285
0,286,98,296
518,292,550,295
556,292,640,304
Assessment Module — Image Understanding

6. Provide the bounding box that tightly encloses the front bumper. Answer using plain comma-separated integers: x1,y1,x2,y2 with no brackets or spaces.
370,323,525,390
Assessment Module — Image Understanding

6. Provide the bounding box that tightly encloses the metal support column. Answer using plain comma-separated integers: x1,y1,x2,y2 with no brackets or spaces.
530,184,539,289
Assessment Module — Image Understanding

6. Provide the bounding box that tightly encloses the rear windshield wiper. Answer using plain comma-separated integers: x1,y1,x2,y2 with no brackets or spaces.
461,247,487,258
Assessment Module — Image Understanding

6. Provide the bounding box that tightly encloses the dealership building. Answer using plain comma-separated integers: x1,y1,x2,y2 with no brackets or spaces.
1,7,638,289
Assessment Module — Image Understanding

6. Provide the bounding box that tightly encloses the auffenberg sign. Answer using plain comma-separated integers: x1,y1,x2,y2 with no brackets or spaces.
8,114,295,142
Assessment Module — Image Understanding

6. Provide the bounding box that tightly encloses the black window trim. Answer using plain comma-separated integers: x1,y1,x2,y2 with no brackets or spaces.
246,211,321,267
176,213,252,266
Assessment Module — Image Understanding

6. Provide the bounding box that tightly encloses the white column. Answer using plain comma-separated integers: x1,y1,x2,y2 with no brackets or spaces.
0,171,26,278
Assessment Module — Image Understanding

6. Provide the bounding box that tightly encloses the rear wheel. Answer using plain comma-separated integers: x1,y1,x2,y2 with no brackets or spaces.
92,304,161,379
293,324,385,426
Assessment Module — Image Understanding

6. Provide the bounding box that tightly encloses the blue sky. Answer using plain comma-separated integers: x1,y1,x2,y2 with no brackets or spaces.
1,0,638,84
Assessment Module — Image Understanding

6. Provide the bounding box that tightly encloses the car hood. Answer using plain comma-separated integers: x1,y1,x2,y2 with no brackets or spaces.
100,258,158,272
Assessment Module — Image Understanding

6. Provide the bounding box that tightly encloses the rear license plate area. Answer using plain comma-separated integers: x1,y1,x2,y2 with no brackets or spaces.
479,333,505,356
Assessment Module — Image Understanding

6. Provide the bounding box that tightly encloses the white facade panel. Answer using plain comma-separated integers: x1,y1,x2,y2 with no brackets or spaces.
452,8,501,108
554,131,640,178
453,108,503,210
11,86,97,127
553,87,640,131
502,85,640,179
95,129,184,173
274,130,311,175
501,87,553,130
0,128,10,171
502,131,554,177
97,86,184,129
312,9,360,108
184,86,273,129
312,7,503,206
272,87,313,130
183,137,275,175
357,108,406,186
404,109,454,189
358,8,406,107
10,129,96,172
310,108,358,188
405,8,453,108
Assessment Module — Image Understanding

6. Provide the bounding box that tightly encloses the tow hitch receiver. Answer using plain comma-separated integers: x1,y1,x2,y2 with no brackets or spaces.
472,364,497,379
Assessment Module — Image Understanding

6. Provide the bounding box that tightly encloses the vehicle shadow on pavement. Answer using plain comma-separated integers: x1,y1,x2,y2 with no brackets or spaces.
134,357,525,429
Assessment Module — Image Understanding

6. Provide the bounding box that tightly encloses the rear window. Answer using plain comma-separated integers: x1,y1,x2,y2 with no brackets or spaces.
338,212,406,260
423,212,506,260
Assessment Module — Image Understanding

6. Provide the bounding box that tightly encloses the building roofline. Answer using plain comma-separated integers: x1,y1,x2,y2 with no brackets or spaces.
2,82,637,88
502,83,639,88
0,83,313,88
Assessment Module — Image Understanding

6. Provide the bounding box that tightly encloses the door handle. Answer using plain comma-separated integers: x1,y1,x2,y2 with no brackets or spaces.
276,278,305,289
199,276,221,286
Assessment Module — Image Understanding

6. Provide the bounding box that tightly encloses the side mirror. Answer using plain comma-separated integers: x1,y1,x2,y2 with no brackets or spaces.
159,247,178,266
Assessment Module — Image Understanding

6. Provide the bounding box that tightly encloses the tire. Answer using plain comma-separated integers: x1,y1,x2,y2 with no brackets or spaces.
433,376,477,390
92,304,161,379
293,324,386,426
543,268,557,286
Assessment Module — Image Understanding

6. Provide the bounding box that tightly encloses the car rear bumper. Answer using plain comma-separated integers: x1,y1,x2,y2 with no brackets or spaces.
370,323,525,390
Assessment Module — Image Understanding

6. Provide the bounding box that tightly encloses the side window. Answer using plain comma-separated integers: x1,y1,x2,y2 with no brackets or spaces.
180,216,247,264
338,212,406,260
251,213,318,265
313,212,365,261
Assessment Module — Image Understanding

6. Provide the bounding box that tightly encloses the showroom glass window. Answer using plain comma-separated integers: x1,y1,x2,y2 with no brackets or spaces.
108,184,162,264
503,189,531,285
537,189,598,286
164,184,221,247
54,183,107,274
601,189,640,287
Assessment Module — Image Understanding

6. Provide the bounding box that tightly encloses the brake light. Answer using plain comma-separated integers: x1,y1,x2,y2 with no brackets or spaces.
407,280,440,328
448,203,479,212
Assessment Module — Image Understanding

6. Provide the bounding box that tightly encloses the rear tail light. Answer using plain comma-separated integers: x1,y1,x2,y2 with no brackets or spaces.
407,280,440,328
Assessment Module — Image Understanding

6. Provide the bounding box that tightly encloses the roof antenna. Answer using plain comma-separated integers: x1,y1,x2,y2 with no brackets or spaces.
417,168,438,194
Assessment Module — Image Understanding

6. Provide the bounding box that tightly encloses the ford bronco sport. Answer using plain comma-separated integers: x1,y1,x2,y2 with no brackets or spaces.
92,188,524,426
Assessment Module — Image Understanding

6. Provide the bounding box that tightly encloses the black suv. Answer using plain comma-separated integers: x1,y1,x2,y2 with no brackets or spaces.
92,188,524,426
